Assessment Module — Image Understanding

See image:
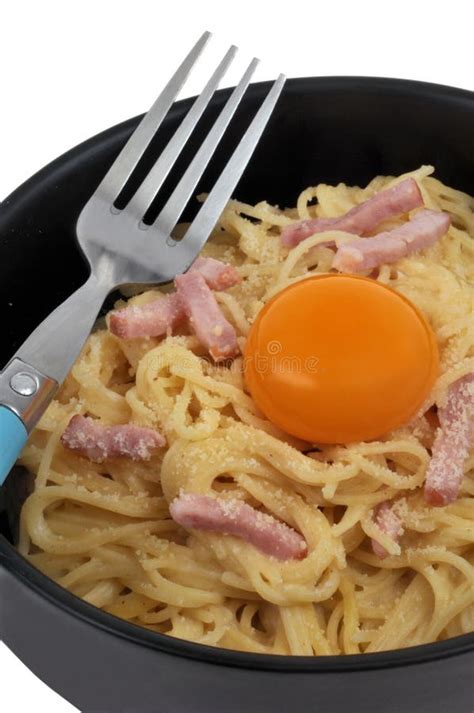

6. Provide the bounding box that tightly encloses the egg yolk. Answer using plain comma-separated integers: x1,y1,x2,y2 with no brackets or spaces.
244,274,439,444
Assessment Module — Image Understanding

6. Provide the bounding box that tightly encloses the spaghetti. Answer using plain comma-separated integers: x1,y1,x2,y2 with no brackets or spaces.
18,166,474,655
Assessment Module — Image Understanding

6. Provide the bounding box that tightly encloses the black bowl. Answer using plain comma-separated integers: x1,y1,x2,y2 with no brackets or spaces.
0,77,473,713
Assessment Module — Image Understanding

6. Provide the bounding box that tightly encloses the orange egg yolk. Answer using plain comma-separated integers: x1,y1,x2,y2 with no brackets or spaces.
244,274,439,444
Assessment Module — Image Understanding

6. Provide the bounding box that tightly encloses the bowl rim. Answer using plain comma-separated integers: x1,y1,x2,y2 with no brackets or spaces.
1,75,473,672
2,542,473,672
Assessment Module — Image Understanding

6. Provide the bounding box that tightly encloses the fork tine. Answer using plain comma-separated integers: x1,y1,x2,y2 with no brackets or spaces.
96,31,211,201
126,45,238,220
177,74,286,263
153,58,259,238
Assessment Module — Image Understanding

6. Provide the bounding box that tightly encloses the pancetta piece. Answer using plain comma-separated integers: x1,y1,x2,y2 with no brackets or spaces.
424,374,474,506
281,177,423,248
61,415,166,463
175,270,239,362
109,258,241,340
332,209,450,272
109,292,185,340
190,257,241,291
169,492,308,560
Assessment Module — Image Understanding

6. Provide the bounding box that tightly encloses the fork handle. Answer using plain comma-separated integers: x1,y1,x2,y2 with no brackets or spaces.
0,406,28,484
0,274,110,485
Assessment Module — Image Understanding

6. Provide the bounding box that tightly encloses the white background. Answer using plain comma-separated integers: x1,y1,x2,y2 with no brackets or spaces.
0,0,472,710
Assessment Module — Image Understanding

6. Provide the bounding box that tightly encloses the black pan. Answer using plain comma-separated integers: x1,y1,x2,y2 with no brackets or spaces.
0,77,473,713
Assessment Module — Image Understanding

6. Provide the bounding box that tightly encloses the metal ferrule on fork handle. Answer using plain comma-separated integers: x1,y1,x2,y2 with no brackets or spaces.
0,358,58,429
0,359,58,484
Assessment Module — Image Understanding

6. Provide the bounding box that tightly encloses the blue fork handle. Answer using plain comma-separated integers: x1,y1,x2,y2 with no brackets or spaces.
0,406,28,486
0,357,59,486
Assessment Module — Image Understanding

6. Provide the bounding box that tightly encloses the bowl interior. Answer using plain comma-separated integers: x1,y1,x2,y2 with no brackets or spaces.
1,76,473,666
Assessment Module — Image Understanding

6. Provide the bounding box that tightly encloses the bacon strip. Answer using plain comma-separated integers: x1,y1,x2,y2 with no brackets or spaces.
371,500,404,559
175,270,239,362
61,415,166,463
281,177,423,248
169,493,307,561
190,257,241,291
424,374,474,506
332,209,450,273
109,292,185,340
109,258,241,340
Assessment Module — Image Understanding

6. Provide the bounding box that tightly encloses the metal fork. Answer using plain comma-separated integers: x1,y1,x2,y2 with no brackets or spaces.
0,32,285,483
